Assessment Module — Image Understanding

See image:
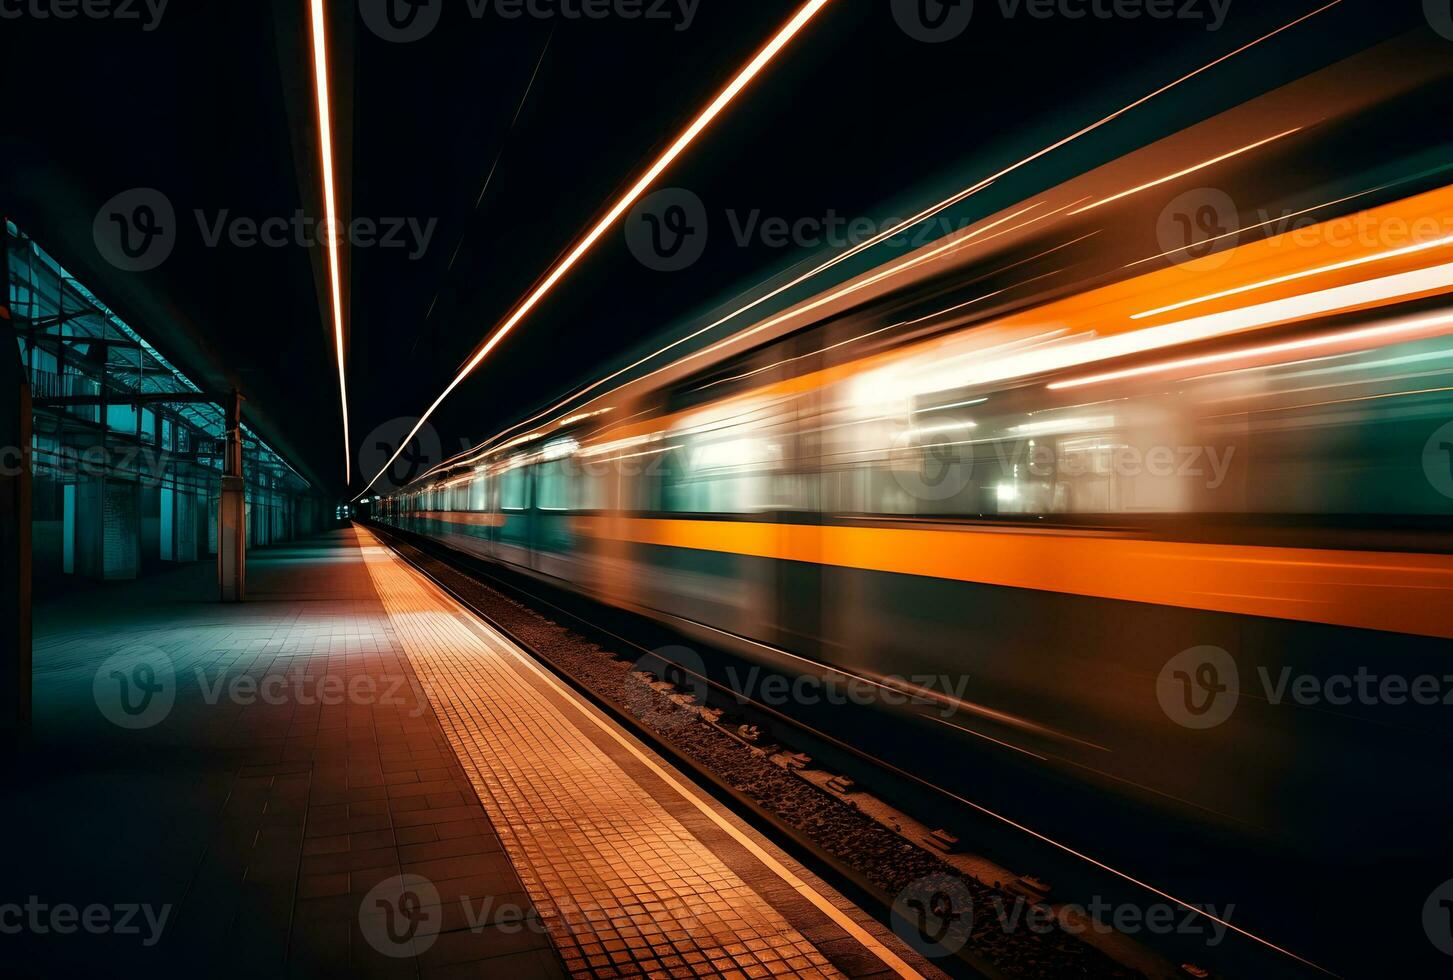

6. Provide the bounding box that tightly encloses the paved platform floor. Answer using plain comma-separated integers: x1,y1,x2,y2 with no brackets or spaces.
2,528,935,979
5,529,556,979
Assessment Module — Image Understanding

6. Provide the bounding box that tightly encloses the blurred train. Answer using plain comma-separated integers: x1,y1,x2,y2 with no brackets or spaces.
377,32,1453,974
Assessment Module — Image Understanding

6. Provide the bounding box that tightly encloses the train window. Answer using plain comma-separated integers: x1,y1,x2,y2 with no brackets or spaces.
664,440,781,513
811,374,1220,518
663,397,795,514
808,329,1453,522
619,454,664,513
500,463,530,511
1207,336,1453,516
538,459,569,511
570,457,610,511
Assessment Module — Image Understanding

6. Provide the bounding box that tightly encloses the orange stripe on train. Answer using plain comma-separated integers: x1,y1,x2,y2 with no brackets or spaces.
573,517,1453,640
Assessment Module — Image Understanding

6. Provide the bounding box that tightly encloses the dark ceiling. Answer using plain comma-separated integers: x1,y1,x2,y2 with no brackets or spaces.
1,0,1427,498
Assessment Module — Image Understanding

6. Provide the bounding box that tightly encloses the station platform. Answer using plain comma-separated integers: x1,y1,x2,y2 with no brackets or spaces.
3,527,938,979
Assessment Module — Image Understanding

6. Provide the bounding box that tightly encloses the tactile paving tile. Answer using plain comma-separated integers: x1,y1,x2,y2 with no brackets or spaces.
356,530,846,980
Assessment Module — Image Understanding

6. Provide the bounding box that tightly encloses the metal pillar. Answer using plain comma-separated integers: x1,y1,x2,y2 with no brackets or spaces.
1,249,34,747
217,389,246,602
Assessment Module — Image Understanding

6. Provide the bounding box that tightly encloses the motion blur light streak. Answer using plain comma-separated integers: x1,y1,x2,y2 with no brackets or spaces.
694,234,1095,395
357,0,835,499
1068,127,1303,215
309,0,351,482
928,716,1049,762
904,420,979,438
1132,234,1453,319
967,259,1453,389
1095,259,1453,364
1121,168,1453,270
432,170,1453,511
1049,312,1453,389
591,199,1075,402
1241,383,1453,415
419,198,1054,480
426,1,1345,483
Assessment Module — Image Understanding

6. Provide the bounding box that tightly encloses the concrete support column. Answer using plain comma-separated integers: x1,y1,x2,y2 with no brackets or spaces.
1,283,33,747
217,390,245,602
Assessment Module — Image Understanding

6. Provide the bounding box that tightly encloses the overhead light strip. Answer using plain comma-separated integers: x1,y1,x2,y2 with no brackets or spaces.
310,0,352,484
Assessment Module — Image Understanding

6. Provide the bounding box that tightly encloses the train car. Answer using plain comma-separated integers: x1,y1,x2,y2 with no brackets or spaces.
380,33,1453,973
